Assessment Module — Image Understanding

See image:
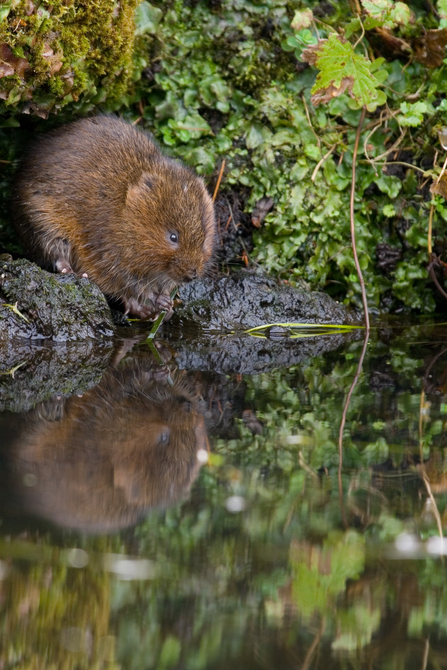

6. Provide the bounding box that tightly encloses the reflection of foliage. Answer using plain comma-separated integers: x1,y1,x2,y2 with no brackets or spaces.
0,551,118,669
106,331,447,668
3,334,447,667
290,531,365,620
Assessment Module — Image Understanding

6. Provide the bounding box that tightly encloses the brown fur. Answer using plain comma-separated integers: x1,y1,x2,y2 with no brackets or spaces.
10,359,207,533
14,116,216,318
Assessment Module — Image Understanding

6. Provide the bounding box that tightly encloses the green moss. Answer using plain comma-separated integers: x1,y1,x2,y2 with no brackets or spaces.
0,0,141,117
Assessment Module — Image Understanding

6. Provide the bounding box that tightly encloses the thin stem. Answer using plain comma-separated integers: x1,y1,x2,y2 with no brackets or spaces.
353,14,365,50
311,143,338,182
212,160,226,202
338,330,369,528
428,205,434,255
350,106,369,329
419,390,443,543
302,94,321,149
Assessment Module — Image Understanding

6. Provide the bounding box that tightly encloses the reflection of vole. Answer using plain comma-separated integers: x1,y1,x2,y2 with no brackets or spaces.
9,358,208,533
14,116,216,319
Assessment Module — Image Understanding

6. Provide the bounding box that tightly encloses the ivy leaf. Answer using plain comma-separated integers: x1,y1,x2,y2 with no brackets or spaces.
301,34,384,108
362,0,412,28
397,101,433,127
362,0,391,18
390,2,412,25
291,9,313,31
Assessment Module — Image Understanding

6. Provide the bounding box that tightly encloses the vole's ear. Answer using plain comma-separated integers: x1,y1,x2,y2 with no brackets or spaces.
125,172,157,206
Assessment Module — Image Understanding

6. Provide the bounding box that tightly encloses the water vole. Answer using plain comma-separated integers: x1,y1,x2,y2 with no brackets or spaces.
14,116,216,319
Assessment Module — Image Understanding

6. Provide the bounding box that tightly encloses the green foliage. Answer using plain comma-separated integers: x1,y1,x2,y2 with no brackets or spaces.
361,0,412,28
303,34,388,111
114,0,447,314
397,101,436,127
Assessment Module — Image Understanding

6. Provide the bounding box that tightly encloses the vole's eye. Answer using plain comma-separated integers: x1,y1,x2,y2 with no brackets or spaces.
158,429,170,445
168,232,179,245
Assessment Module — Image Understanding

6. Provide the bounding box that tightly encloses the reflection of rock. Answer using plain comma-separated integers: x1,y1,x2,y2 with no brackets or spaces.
170,330,362,375
2,355,207,533
0,340,113,413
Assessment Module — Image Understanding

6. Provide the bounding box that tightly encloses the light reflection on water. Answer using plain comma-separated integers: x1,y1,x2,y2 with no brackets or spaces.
0,323,447,668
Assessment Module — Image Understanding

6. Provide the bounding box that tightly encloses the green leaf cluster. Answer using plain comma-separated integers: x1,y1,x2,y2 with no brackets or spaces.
117,0,447,314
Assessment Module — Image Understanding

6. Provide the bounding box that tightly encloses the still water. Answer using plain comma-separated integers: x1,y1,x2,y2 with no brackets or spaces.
1,321,447,669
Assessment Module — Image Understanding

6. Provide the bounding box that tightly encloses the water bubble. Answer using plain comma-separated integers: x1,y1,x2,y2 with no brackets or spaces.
225,496,246,513
427,535,447,555
197,449,209,464
67,548,89,568
395,533,419,554
23,473,37,487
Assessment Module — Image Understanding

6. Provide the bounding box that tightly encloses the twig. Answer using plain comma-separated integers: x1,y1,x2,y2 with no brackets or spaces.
302,619,325,670
0,361,27,378
428,254,447,301
302,95,321,149
421,638,430,670
428,205,434,255
311,143,338,182
367,128,407,165
427,153,447,262
378,160,427,175
2,302,29,323
353,13,365,50
350,106,369,329
419,390,444,543
212,160,226,202
433,152,447,188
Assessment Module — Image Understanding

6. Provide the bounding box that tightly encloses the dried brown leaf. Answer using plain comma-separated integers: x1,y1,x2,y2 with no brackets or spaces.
42,43,63,75
312,76,355,106
414,29,447,68
374,26,412,56
251,196,274,228
301,40,321,66
431,174,447,200
0,43,30,80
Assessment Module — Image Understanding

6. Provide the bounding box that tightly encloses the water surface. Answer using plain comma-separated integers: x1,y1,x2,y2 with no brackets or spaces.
1,321,447,669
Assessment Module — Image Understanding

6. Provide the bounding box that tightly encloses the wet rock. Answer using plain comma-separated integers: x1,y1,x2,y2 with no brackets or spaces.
176,271,360,332
0,258,114,341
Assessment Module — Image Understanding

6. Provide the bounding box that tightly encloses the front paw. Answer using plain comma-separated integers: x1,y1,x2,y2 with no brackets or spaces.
154,293,174,313
122,293,174,321
123,297,157,320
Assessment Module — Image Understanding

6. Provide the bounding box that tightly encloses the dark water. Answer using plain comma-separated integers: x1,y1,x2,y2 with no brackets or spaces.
1,321,447,669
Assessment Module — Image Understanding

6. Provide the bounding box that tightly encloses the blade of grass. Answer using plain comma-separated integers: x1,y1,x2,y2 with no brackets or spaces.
146,288,178,340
